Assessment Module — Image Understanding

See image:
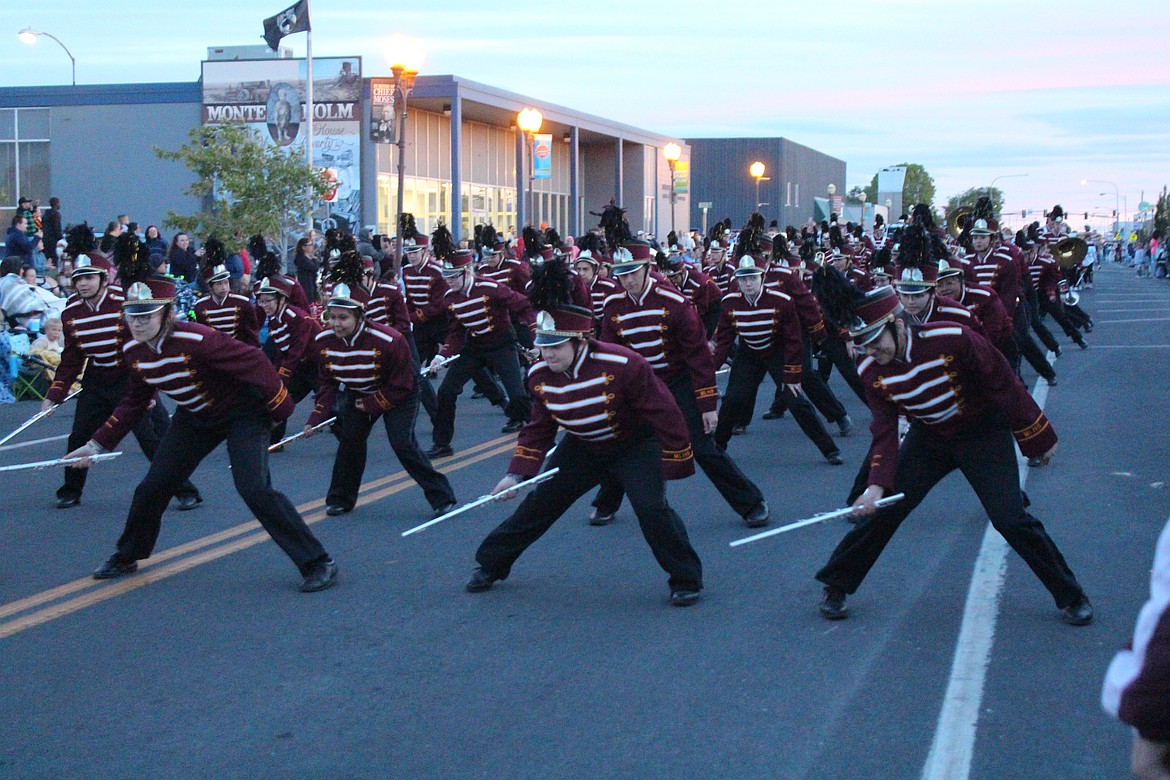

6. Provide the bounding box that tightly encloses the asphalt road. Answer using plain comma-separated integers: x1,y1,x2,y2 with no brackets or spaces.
1,263,1166,779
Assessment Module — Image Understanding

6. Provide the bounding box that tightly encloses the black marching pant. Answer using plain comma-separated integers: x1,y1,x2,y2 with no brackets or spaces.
433,339,531,446
595,372,763,518
1025,287,1061,353
476,434,703,591
416,316,505,407
59,377,200,502
115,402,329,574
270,361,317,445
326,391,454,512
816,422,1085,608
816,334,868,405
770,337,847,424
716,347,837,456
1012,298,1056,380
1039,298,1087,347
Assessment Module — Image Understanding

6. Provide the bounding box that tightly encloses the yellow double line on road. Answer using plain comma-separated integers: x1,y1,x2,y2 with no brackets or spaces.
0,434,518,640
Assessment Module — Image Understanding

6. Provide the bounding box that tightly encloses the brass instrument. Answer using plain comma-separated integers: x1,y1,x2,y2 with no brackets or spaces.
946,206,973,238
1053,237,1088,270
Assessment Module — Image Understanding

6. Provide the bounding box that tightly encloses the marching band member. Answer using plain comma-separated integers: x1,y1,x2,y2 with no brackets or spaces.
65,272,337,592
661,249,723,337
256,273,321,447
465,305,704,607
44,234,202,510
426,249,536,457
595,239,769,528
711,257,842,467
814,286,1092,626
305,273,456,519
193,251,260,347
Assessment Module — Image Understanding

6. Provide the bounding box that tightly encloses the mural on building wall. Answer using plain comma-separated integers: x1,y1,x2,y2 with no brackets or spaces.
201,57,362,233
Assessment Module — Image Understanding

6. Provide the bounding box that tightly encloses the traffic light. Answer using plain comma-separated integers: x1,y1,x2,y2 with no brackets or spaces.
1021,209,1027,218
1084,212,1089,220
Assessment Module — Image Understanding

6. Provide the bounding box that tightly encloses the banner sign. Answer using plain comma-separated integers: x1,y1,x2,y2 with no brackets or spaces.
201,57,363,233
672,160,689,195
369,78,396,145
532,134,552,180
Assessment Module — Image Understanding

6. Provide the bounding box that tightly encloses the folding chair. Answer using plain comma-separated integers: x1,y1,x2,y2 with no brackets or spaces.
12,354,53,401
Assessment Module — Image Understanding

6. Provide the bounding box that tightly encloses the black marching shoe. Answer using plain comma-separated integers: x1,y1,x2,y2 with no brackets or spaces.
1027,456,1044,468
176,495,203,511
743,501,770,528
1060,595,1093,626
825,451,845,466
465,567,499,593
325,504,349,516
819,586,849,620
500,419,525,434
837,414,853,437
1046,376,1058,386
425,444,454,458
588,509,616,526
762,410,786,420
56,496,80,509
670,589,701,607
299,558,339,593
431,501,457,520
1078,340,1089,350
731,424,747,435
93,553,138,580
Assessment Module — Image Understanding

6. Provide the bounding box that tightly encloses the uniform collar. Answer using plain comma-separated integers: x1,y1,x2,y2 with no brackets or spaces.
569,340,590,379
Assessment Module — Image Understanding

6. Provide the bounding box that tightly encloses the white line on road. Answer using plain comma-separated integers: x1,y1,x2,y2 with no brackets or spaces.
1095,318,1170,324
1075,344,1170,349
0,434,69,453
921,363,1053,780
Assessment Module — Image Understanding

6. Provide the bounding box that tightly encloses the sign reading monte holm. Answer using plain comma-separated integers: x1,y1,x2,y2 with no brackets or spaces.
201,56,364,232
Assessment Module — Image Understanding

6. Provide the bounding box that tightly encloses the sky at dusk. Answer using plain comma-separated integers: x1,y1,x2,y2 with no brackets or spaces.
4,0,1168,230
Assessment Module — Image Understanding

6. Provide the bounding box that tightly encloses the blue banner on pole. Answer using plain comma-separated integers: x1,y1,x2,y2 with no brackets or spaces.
533,134,552,180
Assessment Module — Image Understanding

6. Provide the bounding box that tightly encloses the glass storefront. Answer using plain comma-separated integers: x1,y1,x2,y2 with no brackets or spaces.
0,108,51,224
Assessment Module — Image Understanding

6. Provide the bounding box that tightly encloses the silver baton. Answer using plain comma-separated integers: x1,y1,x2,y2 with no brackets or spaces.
729,493,906,547
268,417,337,453
401,468,561,537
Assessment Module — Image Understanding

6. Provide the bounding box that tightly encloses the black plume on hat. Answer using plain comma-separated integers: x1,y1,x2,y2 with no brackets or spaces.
256,250,282,280
399,213,419,240
576,232,603,256
203,236,226,267
812,263,867,330
431,222,455,263
897,224,942,273
972,196,995,223
523,225,544,261
65,222,97,257
874,213,885,228
528,256,575,311
734,213,767,260
1050,204,1064,219
544,227,562,250
479,225,498,253
1015,229,1029,250
329,249,365,287
114,233,154,286
247,234,268,260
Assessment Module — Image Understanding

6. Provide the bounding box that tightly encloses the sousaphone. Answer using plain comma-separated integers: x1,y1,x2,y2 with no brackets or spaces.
1053,237,1088,270
946,206,973,238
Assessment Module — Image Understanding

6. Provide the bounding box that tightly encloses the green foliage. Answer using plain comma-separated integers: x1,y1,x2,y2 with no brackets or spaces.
154,124,330,252
1154,186,1169,238
945,187,1004,219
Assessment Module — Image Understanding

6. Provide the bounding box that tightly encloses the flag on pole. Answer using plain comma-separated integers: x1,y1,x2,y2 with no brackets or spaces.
263,0,311,51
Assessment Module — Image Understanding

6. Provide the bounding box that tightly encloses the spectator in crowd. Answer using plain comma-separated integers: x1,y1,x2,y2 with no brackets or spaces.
0,257,48,329
1103,515,1170,779
165,232,199,283
42,197,63,263
294,236,319,302
0,323,15,404
31,317,65,354
98,220,122,254
5,215,42,262
56,258,74,297
22,264,64,312
144,226,167,258
16,197,36,235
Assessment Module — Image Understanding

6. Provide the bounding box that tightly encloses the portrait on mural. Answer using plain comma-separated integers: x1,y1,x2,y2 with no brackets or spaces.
265,82,302,145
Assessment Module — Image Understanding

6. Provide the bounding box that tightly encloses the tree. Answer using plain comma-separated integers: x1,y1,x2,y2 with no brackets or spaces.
945,187,1004,219
1154,186,1169,238
155,123,331,259
864,163,936,212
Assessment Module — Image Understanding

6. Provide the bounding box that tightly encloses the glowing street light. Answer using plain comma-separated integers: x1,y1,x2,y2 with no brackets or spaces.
517,108,544,226
663,143,682,233
17,27,76,86
750,162,769,212
383,35,425,273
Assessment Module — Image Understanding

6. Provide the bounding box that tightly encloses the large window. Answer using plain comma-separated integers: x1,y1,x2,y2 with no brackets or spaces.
0,108,51,224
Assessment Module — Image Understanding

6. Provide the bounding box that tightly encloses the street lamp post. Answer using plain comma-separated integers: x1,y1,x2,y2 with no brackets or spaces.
750,161,768,213
663,143,681,234
17,28,76,86
859,191,867,230
827,183,837,221
517,108,543,229
385,36,423,275
1082,179,1120,235
988,173,1028,221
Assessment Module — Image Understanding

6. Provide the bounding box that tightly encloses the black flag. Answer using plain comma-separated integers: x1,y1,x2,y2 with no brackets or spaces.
263,0,310,51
